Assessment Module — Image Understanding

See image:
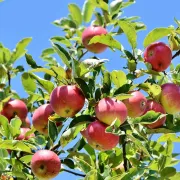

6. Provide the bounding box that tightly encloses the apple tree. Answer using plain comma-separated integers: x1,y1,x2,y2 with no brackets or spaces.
1,0,180,179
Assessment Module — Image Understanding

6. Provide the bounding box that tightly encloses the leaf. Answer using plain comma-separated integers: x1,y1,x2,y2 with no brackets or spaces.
51,36,72,47
82,0,95,23
30,68,56,77
11,37,32,63
170,172,180,180
53,18,77,29
60,124,85,147
68,4,82,26
41,48,55,57
48,121,58,143
52,43,71,68
0,115,10,138
85,170,99,180
115,93,133,100
0,44,11,63
119,20,137,49
110,0,122,16
21,72,36,93
25,53,41,69
62,158,75,169
89,34,123,50
111,70,127,88
75,78,91,99
146,128,174,134
84,144,96,162
143,28,174,47
113,84,132,95
9,118,22,137
158,134,180,142
102,71,111,95
20,155,33,164
51,66,66,79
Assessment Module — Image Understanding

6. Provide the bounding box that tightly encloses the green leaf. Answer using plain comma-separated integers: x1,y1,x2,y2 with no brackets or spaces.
20,155,33,164
60,124,85,147
51,36,72,47
41,48,55,57
146,128,173,134
85,170,99,180
84,143,96,162
0,65,7,86
82,1,95,23
115,93,133,100
68,4,82,26
48,121,58,143
25,53,41,69
52,43,71,68
0,115,10,138
11,37,32,63
53,18,77,29
158,134,180,142
119,20,137,49
110,0,122,16
62,158,75,169
75,78,91,99
143,28,174,47
9,118,22,137
21,72,36,93
30,68,56,77
170,172,180,180
51,66,66,79
113,84,132,95
89,34,123,50
0,44,11,63
102,71,111,95
111,70,127,88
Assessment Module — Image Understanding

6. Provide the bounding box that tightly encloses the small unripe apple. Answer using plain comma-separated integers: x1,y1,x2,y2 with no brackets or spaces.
144,42,172,72
50,85,85,118
160,83,180,114
81,120,119,151
16,128,34,140
144,100,166,129
95,97,127,125
123,91,147,118
31,150,61,180
82,26,108,53
1,99,28,122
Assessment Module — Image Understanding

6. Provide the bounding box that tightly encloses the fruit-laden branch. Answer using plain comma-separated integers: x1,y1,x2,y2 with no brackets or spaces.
122,131,128,172
62,169,86,177
172,49,180,60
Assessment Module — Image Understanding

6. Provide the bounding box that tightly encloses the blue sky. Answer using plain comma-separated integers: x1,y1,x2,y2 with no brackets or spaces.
0,0,180,179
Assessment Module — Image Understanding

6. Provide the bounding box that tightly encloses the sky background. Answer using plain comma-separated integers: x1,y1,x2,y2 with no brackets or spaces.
0,0,180,179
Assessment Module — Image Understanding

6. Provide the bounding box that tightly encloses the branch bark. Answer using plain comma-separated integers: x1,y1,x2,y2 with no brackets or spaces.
172,49,180,60
122,130,128,172
62,169,86,177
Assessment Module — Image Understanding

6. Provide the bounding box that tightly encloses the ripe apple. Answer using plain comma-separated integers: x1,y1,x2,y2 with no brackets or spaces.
81,120,119,151
32,104,53,135
82,26,108,53
144,100,166,129
95,97,127,125
1,99,28,121
16,128,34,140
123,91,147,118
160,83,180,114
50,85,85,118
144,42,172,72
31,150,61,180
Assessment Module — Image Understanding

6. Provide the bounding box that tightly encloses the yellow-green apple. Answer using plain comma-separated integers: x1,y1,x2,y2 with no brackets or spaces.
95,97,127,125
144,42,172,72
31,150,61,180
32,104,53,135
81,120,119,151
50,85,85,118
123,91,147,118
16,128,35,140
1,99,28,122
160,83,180,114
144,100,166,129
82,26,108,53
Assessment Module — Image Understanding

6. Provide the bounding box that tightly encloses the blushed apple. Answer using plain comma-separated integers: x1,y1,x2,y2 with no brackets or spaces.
123,91,147,118
82,26,108,53
16,128,35,140
144,100,166,129
144,42,172,72
31,150,61,180
160,83,180,114
50,85,85,118
95,97,127,125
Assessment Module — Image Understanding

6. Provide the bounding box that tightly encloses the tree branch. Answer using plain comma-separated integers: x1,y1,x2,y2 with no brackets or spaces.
62,169,86,177
78,50,88,60
15,153,31,170
172,49,180,60
122,130,128,172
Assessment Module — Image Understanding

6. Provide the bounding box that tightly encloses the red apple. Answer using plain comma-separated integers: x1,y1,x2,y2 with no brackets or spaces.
50,85,85,118
32,104,53,135
82,26,108,53
1,99,28,121
160,83,180,114
123,91,147,118
81,120,119,151
21,117,31,128
144,42,172,72
95,97,127,125
31,150,61,180
144,100,166,129
16,128,34,140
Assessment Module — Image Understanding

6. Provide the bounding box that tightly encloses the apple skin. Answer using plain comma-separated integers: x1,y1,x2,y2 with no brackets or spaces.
50,85,85,118
144,100,166,129
123,91,147,118
82,26,108,53
160,83,180,114
81,120,119,151
16,128,35,140
144,42,172,72
95,97,127,125
1,99,28,122
31,150,61,180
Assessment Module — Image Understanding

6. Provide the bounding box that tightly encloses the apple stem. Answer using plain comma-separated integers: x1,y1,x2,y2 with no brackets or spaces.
172,49,180,60
62,169,85,177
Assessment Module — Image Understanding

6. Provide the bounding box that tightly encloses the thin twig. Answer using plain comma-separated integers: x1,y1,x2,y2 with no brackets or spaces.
15,153,31,170
78,50,88,60
172,49,180,60
122,130,128,172
62,169,86,177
